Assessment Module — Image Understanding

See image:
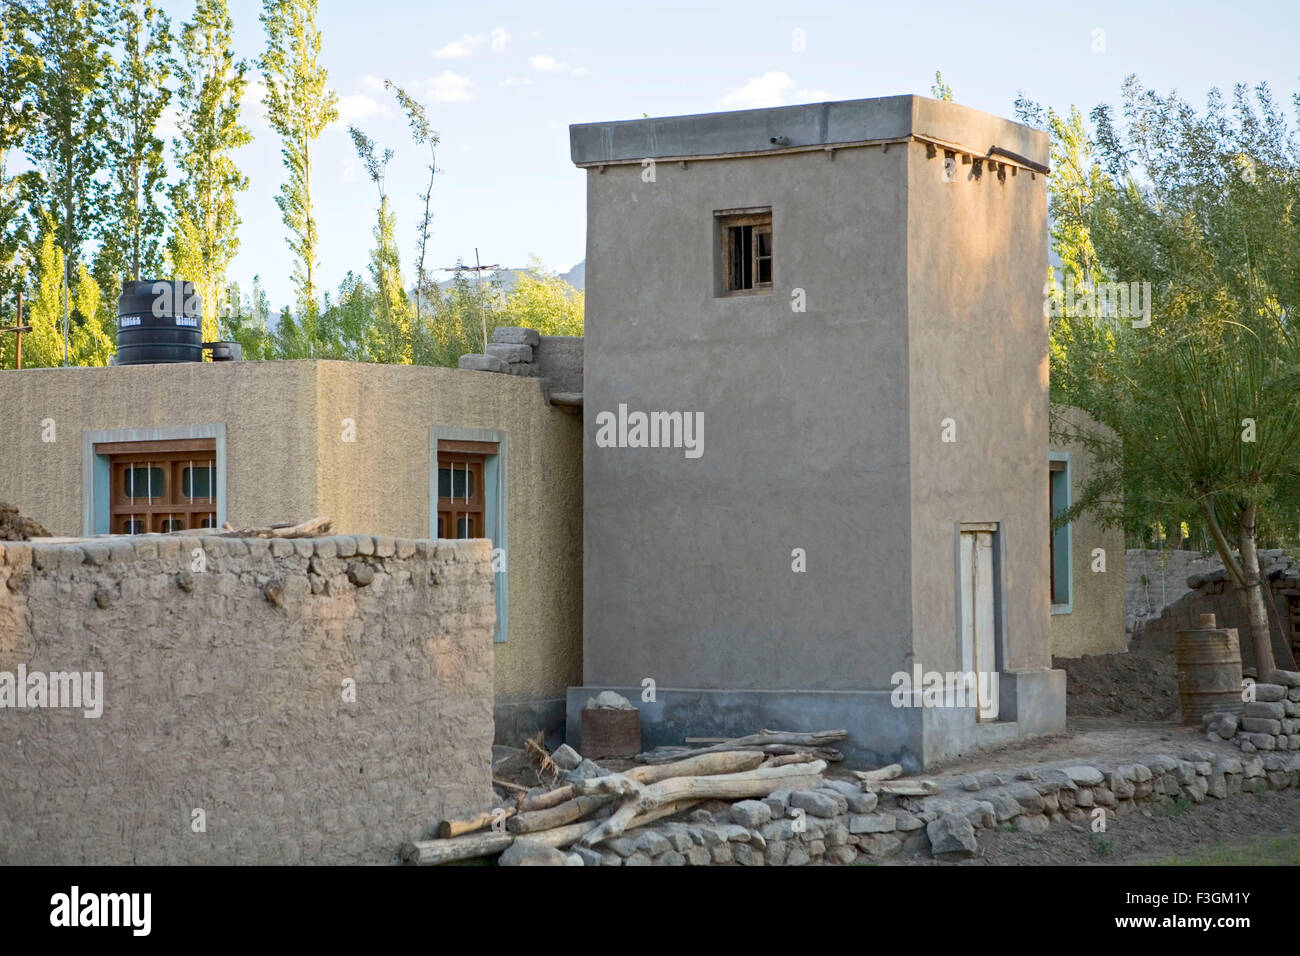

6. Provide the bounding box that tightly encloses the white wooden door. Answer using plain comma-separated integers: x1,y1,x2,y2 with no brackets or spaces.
960,527,998,720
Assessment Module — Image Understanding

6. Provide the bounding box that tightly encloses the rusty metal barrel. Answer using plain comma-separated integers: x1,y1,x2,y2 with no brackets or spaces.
1174,613,1243,725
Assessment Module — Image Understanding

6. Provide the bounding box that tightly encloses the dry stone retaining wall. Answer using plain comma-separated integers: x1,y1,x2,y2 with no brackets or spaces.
568,746,1300,865
0,533,495,865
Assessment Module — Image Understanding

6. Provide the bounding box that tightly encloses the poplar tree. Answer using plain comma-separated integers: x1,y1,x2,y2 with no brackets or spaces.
385,80,438,328
259,0,337,331
169,0,251,344
99,0,173,287
0,0,39,327
24,0,110,285
349,125,410,364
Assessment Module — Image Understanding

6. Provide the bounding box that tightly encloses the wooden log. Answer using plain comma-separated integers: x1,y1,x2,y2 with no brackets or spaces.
401,797,697,863
578,761,828,846
211,515,332,539
625,750,764,782
437,808,516,839
525,799,703,849
516,751,761,813
759,752,816,769
635,730,846,764
400,832,513,865
854,763,903,782
518,784,576,813
507,794,613,834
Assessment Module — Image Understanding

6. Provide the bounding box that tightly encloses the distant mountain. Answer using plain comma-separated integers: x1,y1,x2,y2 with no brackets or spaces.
437,260,585,294
558,261,584,290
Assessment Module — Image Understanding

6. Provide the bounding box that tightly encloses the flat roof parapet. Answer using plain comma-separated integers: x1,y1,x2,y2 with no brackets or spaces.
569,94,1048,172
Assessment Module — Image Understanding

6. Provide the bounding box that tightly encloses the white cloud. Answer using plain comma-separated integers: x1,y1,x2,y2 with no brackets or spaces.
720,72,830,109
499,76,535,88
796,88,832,103
529,54,588,76
241,77,270,125
434,27,509,58
434,34,484,59
721,71,793,109
360,74,387,93
427,71,474,102
337,93,382,123
157,103,181,139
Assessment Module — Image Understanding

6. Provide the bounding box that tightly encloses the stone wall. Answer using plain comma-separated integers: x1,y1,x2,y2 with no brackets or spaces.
1131,548,1296,674
569,743,1300,866
1126,548,1226,634
0,533,495,865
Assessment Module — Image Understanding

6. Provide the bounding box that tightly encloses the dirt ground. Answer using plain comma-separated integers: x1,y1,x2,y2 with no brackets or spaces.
0,501,50,541
927,715,1210,778
1054,629,1180,721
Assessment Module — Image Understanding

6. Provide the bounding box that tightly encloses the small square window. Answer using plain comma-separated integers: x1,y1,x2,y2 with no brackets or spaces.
716,208,773,295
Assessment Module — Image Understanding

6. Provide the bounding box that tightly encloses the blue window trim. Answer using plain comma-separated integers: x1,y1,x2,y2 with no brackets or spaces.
82,424,227,536
430,426,508,644
1050,451,1072,614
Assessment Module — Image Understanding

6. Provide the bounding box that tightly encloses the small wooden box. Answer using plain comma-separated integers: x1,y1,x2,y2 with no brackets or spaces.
581,708,641,759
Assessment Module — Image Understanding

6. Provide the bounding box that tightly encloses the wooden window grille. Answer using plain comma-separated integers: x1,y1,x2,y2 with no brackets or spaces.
436,440,497,539
97,438,218,534
717,208,773,295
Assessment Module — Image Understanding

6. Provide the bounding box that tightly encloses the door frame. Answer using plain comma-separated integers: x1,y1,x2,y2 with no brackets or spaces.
954,520,1008,716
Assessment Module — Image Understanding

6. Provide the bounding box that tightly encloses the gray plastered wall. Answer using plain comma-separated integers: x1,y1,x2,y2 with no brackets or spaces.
574,95,1064,766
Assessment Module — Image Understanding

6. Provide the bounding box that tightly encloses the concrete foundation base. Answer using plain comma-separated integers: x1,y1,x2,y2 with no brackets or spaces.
494,697,567,750
567,670,1066,771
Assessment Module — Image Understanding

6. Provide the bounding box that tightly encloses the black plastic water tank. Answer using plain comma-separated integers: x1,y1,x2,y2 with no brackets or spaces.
115,279,203,365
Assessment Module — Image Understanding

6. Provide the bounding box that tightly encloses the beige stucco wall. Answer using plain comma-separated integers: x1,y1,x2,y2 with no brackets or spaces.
0,361,320,535
1049,404,1127,657
311,361,582,708
0,360,582,709
906,110,1052,676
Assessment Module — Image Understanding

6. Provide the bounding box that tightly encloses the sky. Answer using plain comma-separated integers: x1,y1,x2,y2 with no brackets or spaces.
146,0,1300,309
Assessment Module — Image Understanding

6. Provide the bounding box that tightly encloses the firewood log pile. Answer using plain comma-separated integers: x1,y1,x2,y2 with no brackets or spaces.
399,729,942,866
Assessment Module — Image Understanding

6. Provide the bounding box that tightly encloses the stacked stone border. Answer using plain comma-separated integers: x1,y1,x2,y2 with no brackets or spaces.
567,747,1300,865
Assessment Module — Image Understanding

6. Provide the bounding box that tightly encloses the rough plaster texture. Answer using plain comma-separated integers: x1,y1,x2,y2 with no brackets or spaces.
575,96,1062,766
0,533,493,864
0,360,582,724
1048,405,1127,657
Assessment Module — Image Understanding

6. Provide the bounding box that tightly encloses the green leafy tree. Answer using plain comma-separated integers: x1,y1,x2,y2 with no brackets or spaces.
500,259,584,336
23,219,113,366
98,0,172,290
169,0,251,344
221,275,276,360
1047,77,1300,677
0,0,40,347
931,71,954,102
412,267,503,368
348,124,410,363
259,0,337,326
24,0,110,286
385,80,438,327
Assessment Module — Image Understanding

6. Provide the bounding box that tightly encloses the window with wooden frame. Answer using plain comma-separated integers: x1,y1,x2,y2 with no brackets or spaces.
97,438,218,535
717,207,773,295
436,440,498,539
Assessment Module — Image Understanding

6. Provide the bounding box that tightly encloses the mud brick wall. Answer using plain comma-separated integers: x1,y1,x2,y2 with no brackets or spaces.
0,533,495,864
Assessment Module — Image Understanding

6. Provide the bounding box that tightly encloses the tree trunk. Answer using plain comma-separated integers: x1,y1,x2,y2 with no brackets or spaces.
1236,504,1277,678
